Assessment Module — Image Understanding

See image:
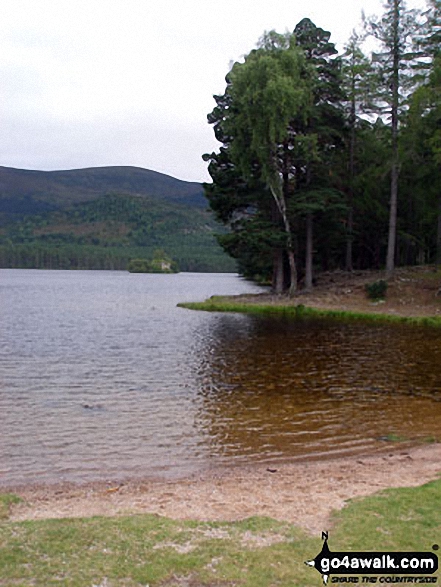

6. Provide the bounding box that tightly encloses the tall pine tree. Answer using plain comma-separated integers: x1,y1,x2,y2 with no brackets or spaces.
364,0,419,276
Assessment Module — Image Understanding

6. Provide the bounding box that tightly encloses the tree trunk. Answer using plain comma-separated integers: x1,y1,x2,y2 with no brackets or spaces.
437,193,441,266
287,247,298,296
386,0,400,278
274,204,297,295
346,91,356,272
282,144,297,296
305,212,313,291
269,173,297,296
272,249,285,293
386,159,399,276
346,207,354,272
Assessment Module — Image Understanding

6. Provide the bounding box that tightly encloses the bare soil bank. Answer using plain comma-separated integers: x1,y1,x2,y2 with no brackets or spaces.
232,266,441,318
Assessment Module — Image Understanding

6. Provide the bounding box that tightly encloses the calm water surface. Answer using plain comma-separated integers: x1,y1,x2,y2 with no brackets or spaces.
1,269,441,486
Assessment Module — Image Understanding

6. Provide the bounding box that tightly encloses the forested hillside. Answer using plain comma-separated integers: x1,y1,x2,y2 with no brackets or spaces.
0,165,206,222
0,166,235,272
204,0,441,292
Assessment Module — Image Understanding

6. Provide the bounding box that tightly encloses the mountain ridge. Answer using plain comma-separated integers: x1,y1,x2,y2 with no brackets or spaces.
0,165,207,217
0,165,235,272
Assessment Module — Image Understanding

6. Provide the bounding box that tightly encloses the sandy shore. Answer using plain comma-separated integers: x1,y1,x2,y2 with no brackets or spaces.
6,443,441,534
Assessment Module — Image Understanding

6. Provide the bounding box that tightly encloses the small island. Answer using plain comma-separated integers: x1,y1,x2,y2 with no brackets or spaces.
127,249,179,274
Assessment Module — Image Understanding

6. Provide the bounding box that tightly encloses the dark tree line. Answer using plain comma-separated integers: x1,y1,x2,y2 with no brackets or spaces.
0,194,236,272
0,242,231,272
203,0,441,293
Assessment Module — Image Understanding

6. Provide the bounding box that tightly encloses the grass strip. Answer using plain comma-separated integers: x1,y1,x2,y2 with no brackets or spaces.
178,297,441,327
0,513,313,587
0,494,21,521
330,477,441,551
1,478,440,586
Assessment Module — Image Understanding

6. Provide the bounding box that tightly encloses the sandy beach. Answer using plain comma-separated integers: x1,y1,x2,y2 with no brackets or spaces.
5,443,441,534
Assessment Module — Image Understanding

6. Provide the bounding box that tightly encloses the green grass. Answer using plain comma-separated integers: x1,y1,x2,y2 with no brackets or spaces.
376,433,439,444
0,512,315,587
330,478,441,552
1,479,440,586
377,433,411,442
0,494,21,521
177,297,441,327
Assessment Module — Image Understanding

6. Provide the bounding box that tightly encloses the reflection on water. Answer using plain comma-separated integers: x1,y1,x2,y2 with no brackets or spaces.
0,270,263,485
194,314,441,464
1,269,441,486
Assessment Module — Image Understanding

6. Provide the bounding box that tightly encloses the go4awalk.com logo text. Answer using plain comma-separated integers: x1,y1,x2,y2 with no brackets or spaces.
305,533,439,586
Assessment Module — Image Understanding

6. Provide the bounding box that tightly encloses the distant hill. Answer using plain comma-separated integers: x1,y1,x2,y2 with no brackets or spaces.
0,165,206,223
0,165,236,272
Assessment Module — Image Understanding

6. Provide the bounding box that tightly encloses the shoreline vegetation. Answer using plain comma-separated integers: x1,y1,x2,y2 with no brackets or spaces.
178,266,441,327
127,249,179,273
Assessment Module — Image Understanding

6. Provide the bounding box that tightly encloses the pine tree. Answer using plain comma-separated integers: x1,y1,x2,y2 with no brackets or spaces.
364,0,420,276
341,31,374,271
292,19,345,289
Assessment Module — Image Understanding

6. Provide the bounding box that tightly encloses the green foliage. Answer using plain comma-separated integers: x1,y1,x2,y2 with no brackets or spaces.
205,20,349,292
203,132,273,282
128,250,179,273
127,258,151,273
399,53,441,264
364,0,420,115
226,38,312,185
203,6,441,285
365,279,388,300
0,194,236,272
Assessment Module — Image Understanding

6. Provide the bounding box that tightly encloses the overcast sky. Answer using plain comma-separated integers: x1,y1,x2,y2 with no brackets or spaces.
0,0,427,183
